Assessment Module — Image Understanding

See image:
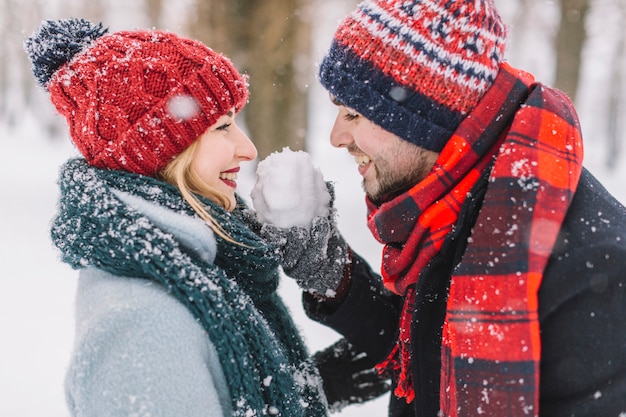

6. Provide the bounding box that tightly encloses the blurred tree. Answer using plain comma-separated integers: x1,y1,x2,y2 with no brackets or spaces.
188,0,313,159
5,0,623,170
1,0,37,128
554,0,590,101
145,0,163,28
606,0,625,170
0,0,12,126
76,0,104,22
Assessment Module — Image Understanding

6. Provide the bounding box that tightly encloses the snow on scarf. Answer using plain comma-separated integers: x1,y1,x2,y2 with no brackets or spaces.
368,63,583,416
51,158,328,417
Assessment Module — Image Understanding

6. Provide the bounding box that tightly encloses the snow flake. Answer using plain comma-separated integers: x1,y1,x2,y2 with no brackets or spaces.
167,94,199,121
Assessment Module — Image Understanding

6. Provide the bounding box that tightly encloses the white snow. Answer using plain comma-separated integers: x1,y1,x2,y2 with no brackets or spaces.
251,147,331,230
167,94,200,121
3,1,626,417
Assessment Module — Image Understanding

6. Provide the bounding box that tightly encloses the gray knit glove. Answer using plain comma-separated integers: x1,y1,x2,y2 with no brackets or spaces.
258,184,351,298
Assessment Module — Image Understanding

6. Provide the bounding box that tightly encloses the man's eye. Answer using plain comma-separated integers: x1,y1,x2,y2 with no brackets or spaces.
343,112,358,121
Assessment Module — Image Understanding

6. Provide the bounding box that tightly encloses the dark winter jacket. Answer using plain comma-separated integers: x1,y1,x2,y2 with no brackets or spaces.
304,167,626,417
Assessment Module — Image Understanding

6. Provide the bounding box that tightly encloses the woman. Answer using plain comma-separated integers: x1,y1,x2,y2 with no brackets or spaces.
25,18,328,417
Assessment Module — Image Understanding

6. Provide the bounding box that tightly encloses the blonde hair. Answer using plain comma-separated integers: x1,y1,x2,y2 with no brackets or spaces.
158,141,238,244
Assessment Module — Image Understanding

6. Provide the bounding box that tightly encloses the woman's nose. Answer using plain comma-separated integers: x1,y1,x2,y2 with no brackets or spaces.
236,126,258,161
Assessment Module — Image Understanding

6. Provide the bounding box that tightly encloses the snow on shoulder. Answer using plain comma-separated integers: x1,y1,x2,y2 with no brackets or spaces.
251,147,331,230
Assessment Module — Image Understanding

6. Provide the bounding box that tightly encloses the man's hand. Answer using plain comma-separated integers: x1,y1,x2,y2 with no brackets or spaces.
314,338,391,412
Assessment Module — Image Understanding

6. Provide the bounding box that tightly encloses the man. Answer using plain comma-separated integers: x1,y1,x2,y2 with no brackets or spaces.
258,0,626,416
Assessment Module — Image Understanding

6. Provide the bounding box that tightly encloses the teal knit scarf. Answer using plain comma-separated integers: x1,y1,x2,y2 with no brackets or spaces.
52,158,328,417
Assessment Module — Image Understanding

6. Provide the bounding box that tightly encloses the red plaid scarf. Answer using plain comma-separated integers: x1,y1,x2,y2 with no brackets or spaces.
369,63,583,416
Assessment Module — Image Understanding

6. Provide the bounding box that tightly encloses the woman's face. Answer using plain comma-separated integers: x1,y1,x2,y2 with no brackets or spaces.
191,109,257,210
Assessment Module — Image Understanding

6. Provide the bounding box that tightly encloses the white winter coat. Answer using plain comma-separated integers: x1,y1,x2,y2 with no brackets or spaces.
64,190,232,417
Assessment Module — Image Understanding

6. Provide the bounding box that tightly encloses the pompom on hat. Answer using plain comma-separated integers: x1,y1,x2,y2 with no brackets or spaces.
319,0,508,152
25,18,248,176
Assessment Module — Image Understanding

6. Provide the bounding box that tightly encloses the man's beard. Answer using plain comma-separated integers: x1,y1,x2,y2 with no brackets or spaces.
365,150,435,205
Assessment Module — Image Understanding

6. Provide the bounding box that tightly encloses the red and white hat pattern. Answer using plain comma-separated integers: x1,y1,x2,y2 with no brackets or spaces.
319,0,508,151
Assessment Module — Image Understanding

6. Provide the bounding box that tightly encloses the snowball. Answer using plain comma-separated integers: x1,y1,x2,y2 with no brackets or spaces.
251,147,331,230
167,94,199,121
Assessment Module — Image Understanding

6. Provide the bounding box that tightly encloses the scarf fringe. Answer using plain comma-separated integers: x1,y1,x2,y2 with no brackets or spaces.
376,344,415,403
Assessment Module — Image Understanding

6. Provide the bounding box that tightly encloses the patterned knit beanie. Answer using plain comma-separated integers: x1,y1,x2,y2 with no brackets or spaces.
25,18,248,176
319,0,508,152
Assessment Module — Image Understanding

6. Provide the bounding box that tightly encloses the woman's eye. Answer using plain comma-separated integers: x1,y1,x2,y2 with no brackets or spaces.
216,123,231,131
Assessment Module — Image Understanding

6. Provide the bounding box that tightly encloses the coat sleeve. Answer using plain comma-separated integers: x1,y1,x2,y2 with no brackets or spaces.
65,268,231,417
302,253,402,363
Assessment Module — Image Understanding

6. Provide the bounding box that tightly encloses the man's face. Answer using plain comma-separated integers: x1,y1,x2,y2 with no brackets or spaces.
329,98,439,204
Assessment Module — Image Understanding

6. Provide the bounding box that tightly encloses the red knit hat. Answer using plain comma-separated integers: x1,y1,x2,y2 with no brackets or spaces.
26,19,248,176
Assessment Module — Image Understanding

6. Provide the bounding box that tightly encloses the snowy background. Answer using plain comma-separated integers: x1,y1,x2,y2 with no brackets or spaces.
1,1,625,416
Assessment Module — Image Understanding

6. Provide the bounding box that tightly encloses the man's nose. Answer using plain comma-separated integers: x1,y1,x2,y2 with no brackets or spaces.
329,114,352,148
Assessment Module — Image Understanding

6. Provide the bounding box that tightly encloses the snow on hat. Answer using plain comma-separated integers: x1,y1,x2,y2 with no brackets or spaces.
319,0,508,152
25,18,248,176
